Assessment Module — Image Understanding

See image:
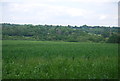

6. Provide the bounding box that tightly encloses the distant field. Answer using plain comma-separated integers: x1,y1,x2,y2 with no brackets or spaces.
2,40,118,79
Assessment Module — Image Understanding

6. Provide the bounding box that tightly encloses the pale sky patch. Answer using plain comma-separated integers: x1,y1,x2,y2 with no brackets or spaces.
99,15,107,20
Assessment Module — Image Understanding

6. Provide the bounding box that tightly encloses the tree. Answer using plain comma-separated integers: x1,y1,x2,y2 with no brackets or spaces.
107,34,120,43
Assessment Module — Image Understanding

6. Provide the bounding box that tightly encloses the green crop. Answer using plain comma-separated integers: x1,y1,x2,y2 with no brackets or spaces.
2,40,118,79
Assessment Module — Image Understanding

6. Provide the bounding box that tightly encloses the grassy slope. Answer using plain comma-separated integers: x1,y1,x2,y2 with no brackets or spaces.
2,40,118,79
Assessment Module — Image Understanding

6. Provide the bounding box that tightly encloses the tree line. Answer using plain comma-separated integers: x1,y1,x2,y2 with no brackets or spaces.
2,23,120,43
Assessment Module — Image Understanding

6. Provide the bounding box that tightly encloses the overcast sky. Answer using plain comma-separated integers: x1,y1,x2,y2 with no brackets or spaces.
0,0,119,26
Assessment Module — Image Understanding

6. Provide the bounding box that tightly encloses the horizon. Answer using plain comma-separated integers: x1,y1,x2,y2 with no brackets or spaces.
2,23,118,27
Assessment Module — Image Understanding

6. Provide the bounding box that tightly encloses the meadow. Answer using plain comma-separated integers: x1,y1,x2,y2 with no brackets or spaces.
2,40,118,79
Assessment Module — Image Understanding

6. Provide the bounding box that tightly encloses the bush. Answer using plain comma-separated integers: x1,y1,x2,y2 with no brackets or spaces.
107,34,120,43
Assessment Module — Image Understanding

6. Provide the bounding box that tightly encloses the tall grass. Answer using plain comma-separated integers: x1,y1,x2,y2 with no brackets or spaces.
2,40,118,79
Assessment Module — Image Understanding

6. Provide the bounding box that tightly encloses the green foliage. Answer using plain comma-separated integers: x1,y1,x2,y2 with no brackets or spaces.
107,34,120,43
2,40,118,79
88,35,104,43
2,23,119,43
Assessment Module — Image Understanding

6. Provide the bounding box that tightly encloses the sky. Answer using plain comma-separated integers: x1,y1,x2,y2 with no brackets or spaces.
0,0,119,26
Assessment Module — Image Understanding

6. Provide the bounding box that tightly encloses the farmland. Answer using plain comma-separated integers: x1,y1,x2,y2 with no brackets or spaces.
2,40,118,79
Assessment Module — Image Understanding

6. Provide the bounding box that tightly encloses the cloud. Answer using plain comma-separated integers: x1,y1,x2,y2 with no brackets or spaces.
1,0,119,3
1,0,118,26
3,2,89,18
0,3,2,22
66,8,87,17
69,0,119,3
99,15,107,20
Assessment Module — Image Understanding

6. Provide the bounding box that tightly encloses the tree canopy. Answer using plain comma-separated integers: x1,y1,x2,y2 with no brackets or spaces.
2,23,120,43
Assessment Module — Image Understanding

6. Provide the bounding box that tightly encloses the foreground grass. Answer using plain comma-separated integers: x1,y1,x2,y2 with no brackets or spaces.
2,40,118,79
